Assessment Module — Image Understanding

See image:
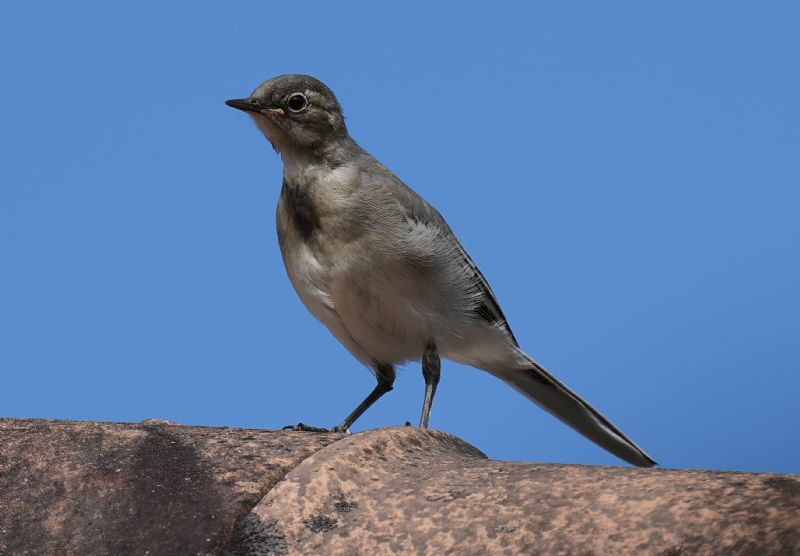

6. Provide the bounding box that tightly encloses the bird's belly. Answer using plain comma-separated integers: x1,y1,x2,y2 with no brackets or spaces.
282,243,375,366
329,260,468,366
283,248,333,324
333,284,426,365
282,240,475,367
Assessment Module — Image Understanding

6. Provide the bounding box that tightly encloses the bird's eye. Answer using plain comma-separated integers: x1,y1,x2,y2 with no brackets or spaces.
287,93,308,112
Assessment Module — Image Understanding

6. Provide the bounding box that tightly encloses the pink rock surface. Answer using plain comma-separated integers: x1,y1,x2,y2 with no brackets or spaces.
243,427,800,555
0,418,341,554
1,418,798,555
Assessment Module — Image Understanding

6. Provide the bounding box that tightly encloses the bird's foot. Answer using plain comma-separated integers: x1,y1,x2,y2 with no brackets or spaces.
282,422,351,434
282,422,334,433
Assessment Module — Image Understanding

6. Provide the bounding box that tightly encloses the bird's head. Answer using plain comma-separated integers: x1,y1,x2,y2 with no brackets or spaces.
226,74,347,157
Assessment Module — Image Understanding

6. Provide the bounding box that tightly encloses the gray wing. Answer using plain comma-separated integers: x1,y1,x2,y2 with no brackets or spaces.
449,236,519,345
375,162,519,344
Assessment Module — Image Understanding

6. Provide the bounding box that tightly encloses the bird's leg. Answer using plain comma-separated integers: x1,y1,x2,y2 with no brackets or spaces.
332,362,396,433
419,341,441,428
283,364,394,433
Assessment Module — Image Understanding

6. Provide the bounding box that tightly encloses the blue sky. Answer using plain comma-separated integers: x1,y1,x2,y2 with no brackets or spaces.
1,2,798,472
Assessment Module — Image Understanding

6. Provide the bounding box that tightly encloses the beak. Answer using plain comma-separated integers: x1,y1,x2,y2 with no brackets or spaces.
225,98,264,113
225,98,286,117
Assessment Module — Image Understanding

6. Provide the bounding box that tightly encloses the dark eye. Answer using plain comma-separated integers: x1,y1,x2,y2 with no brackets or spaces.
287,93,308,112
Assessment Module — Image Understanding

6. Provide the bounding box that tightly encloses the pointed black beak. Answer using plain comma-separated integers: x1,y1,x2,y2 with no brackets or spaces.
225,98,263,113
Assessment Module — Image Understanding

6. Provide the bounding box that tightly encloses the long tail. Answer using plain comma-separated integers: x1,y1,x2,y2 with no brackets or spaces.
491,352,656,467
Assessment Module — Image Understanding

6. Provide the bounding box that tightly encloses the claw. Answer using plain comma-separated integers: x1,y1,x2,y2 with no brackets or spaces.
282,422,332,433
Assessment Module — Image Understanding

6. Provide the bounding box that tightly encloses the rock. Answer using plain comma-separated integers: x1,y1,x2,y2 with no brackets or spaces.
1,418,798,555
239,426,800,555
0,418,341,555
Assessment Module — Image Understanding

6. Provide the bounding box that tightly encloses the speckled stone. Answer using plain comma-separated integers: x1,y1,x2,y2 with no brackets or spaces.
239,426,800,556
0,418,342,555
2,419,798,555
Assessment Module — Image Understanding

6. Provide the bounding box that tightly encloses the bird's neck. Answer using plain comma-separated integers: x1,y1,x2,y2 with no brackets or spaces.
280,136,361,183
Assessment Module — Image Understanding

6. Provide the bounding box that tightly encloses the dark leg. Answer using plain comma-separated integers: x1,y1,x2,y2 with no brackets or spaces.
419,341,441,428
333,362,396,432
283,362,395,433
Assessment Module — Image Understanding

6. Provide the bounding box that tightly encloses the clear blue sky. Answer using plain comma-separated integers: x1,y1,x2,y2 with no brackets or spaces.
1,3,798,473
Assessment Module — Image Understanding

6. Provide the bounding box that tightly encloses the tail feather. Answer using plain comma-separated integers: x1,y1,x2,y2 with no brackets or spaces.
493,353,656,467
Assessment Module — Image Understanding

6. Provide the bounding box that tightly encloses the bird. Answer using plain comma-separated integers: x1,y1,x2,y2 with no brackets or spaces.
225,74,656,467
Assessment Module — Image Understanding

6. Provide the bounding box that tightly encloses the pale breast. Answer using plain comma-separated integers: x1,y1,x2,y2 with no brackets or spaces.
275,159,488,366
